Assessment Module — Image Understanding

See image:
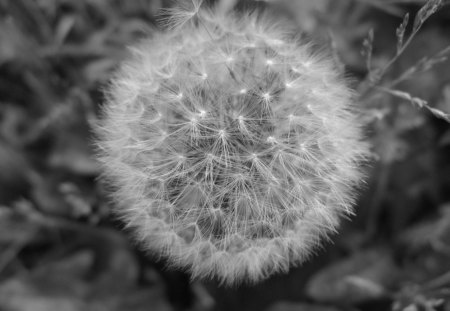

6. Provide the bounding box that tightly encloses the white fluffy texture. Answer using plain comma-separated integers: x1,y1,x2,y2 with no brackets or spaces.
97,4,369,285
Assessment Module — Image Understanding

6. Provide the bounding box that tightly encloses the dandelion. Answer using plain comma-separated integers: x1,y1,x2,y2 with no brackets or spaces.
96,0,369,285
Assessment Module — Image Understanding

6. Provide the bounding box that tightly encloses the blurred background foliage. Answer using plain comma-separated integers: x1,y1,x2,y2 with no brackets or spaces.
0,0,450,310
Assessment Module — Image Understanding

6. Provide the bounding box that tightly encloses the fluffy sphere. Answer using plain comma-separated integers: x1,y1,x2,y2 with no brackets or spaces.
97,2,369,285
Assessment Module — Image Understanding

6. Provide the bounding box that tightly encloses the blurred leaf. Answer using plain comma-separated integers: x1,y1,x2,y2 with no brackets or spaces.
0,255,171,311
35,250,94,281
31,174,76,217
83,58,118,84
265,302,340,311
306,248,400,304
0,206,171,311
356,0,406,16
397,204,450,253
373,125,410,163
0,141,33,204
48,142,100,176
58,183,92,218
0,204,40,244
0,19,35,65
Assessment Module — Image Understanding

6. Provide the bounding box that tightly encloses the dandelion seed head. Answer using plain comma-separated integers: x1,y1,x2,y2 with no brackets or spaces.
96,1,370,286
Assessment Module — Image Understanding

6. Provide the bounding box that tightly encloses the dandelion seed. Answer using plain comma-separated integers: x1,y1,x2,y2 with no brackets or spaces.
302,61,312,68
226,56,234,63
158,0,203,30
262,92,271,101
267,136,277,144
